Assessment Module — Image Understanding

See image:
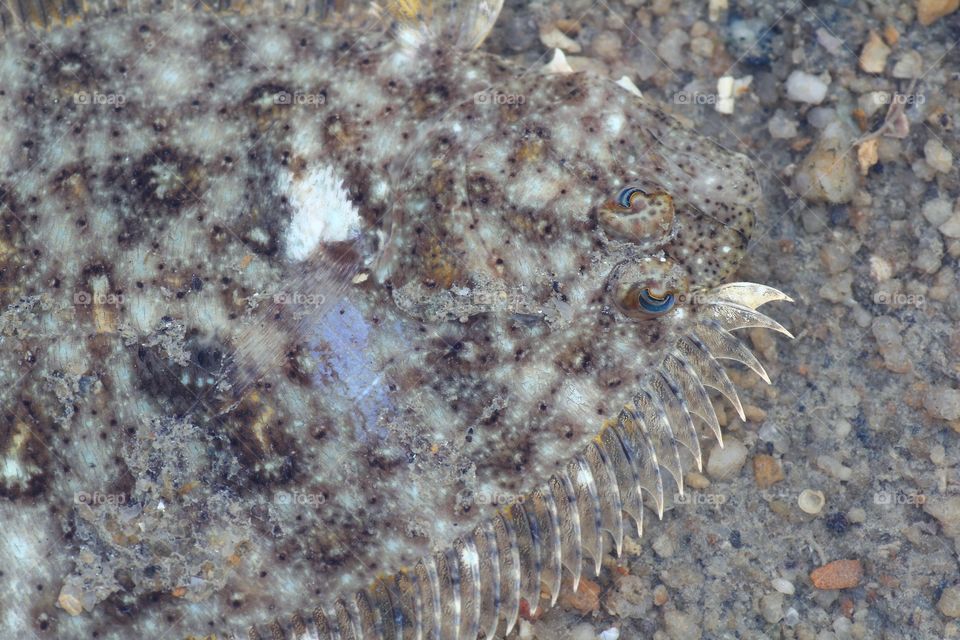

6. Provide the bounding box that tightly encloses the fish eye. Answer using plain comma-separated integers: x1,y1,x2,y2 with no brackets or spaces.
615,283,677,318
600,186,675,245
608,257,688,320
616,186,644,209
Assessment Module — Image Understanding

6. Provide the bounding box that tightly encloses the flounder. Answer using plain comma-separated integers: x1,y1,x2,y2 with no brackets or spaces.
0,1,792,638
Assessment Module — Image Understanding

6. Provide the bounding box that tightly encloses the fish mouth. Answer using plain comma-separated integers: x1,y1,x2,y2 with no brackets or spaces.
240,282,792,640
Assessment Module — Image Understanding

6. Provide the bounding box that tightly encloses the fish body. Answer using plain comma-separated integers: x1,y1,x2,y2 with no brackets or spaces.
0,2,790,639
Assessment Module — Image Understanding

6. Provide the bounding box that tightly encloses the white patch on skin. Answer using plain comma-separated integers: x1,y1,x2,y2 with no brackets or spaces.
280,165,361,262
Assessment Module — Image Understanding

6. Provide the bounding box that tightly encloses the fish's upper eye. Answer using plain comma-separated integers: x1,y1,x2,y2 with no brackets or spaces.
616,186,643,209
600,186,675,245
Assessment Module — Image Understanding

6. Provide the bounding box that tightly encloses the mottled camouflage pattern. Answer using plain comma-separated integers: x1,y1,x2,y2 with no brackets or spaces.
0,2,770,638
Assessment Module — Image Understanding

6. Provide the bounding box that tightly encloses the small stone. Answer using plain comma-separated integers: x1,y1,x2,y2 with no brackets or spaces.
923,197,954,226
925,138,954,173
819,242,852,274
753,454,785,489
772,577,796,595
656,29,690,70
795,132,858,204
872,316,912,374
786,70,829,104
664,608,702,640
686,471,711,489
604,575,651,619
858,31,890,73
539,27,581,53
653,534,675,558
939,213,960,239
760,592,785,623
744,405,767,422
857,138,879,176
938,585,960,618
58,584,85,616
768,109,798,138
892,50,923,78
917,0,960,25
590,31,623,61
690,36,714,58
847,507,867,524
706,437,748,480
653,584,669,606
798,489,826,515
817,455,853,482
924,386,960,421
560,576,601,614
869,255,893,283
924,495,960,537
810,559,863,590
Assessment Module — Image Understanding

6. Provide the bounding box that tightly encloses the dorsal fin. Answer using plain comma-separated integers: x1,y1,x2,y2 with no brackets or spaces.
380,0,503,52
0,0,352,38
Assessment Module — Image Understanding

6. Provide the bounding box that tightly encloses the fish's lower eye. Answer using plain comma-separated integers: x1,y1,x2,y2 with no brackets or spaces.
637,288,675,314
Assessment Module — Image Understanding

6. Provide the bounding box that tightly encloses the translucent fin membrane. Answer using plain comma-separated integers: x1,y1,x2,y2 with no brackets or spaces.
239,284,791,640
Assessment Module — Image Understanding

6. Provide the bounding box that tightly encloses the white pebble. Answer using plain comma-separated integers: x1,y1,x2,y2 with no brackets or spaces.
772,577,796,595
925,138,954,174
786,70,829,104
706,438,749,480
798,489,826,515
598,628,620,640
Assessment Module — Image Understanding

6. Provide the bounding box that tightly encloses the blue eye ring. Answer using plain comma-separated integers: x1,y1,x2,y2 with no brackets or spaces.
637,288,676,314
616,186,644,209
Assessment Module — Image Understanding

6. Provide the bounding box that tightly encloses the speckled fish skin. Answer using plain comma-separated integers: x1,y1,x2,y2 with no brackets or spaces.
0,2,787,639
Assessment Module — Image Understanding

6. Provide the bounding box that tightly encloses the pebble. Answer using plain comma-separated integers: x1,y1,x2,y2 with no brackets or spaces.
858,31,890,73
57,584,85,616
924,386,960,421
924,495,960,537
923,197,955,226
891,50,923,78
784,607,800,626
872,316,913,374
938,585,960,618
816,455,853,482
798,489,826,515
686,471,711,489
810,559,863,590
568,623,596,640
768,109,799,138
786,70,829,104
560,577,601,614
795,128,858,203
604,575,651,619
652,534,675,558
925,138,954,173
653,584,669,606
772,577,796,595
590,31,622,61
656,29,690,70
539,27,581,53
753,454,785,488
760,592,785,623
663,608,702,640
939,212,960,239
706,437,749,480
917,0,960,25
847,507,867,524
